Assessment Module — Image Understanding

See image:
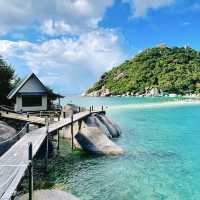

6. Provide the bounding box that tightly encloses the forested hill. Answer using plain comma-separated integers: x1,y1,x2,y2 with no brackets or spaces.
86,46,200,96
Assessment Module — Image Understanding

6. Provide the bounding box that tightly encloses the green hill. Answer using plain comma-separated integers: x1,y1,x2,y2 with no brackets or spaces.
86,46,200,96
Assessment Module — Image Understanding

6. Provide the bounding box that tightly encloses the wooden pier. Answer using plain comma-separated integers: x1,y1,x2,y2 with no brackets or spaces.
0,111,46,126
0,109,103,200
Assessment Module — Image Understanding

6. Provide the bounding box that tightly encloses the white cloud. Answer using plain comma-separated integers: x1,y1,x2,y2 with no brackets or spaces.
0,30,125,93
0,0,114,35
190,3,200,11
124,0,174,17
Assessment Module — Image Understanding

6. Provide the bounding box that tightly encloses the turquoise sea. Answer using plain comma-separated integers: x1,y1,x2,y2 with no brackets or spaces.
50,97,200,200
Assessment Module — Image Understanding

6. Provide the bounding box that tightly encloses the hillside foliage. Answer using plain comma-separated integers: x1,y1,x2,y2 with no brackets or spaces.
87,46,200,95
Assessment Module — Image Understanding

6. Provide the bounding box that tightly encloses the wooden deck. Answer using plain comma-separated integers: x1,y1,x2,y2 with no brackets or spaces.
0,110,98,200
0,111,45,125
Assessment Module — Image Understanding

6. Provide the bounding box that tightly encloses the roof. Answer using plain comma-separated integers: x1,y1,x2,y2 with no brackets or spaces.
7,73,48,99
53,93,65,98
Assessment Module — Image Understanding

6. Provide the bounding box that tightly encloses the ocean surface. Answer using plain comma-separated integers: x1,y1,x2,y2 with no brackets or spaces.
49,97,200,200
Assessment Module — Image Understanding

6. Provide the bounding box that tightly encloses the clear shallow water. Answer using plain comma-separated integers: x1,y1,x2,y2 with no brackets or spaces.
51,97,200,200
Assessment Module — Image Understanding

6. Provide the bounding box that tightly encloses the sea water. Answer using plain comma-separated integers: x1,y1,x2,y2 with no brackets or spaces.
50,97,200,200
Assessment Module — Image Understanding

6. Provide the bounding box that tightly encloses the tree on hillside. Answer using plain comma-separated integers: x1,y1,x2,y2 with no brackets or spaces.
0,57,15,105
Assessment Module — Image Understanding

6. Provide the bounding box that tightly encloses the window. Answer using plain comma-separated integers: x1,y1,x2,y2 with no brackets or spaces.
22,96,42,107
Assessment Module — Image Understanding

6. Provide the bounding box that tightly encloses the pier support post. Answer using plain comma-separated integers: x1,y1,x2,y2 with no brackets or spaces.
26,123,29,133
78,120,82,131
71,115,74,150
57,129,60,150
28,142,33,200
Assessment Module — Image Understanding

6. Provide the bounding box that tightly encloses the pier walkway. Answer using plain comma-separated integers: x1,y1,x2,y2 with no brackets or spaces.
0,110,101,200
0,111,45,126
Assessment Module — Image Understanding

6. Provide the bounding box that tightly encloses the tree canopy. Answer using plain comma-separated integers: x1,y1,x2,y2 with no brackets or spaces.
0,58,15,104
87,46,200,95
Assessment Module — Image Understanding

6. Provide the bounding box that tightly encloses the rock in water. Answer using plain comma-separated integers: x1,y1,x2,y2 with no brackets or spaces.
17,189,80,200
61,104,124,155
83,115,113,138
75,127,123,155
0,121,16,156
94,114,121,138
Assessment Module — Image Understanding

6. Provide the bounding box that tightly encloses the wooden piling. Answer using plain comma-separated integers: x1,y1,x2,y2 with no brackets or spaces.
91,105,94,111
57,129,60,150
27,112,29,118
78,120,82,131
101,105,104,111
28,142,33,200
89,107,91,113
71,115,74,150
63,112,66,118
26,123,29,133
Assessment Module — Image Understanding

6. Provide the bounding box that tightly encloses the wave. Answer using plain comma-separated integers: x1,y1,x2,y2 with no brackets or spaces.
107,99,200,110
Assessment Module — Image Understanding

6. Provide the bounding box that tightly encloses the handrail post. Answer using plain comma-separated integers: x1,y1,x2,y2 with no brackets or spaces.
101,105,104,111
78,107,81,113
27,112,29,118
91,105,93,111
28,142,33,200
45,117,49,172
71,115,74,150
63,112,66,118
89,107,91,114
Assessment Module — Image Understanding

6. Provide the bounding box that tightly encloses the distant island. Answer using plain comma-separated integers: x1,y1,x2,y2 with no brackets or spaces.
84,45,200,97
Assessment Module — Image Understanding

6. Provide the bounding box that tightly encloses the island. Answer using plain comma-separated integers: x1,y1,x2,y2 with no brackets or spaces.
84,45,200,97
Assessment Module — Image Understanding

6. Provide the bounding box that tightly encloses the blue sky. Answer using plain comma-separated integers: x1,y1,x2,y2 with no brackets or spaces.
0,0,200,94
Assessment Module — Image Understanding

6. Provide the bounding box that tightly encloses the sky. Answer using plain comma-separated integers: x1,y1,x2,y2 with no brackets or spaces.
0,0,200,94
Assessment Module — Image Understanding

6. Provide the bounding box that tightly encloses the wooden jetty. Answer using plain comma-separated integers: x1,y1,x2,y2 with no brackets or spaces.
0,109,103,200
0,111,45,126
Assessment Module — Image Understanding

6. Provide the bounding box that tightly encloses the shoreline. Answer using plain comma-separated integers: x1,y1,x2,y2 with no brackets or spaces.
106,99,200,110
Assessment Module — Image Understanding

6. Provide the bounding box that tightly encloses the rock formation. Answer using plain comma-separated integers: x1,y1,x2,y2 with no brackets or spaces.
0,121,16,156
60,104,123,155
18,189,80,200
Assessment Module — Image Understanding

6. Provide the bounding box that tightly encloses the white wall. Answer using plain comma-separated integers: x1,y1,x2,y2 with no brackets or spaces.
15,95,47,112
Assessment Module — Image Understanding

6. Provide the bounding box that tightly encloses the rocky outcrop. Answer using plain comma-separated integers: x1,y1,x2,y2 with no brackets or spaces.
85,86,111,97
60,104,123,155
0,121,16,156
144,87,163,96
114,71,127,81
75,127,123,155
18,189,80,200
62,104,86,118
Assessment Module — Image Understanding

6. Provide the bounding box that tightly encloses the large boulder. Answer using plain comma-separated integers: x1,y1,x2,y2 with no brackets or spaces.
17,189,80,200
60,104,123,155
62,104,86,118
0,121,16,156
75,127,123,155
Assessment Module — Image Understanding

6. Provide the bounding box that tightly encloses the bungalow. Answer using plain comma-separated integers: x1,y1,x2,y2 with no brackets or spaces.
7,73,63,112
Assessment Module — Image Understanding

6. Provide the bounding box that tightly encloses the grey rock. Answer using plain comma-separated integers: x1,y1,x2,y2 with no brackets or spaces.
17,189,80,200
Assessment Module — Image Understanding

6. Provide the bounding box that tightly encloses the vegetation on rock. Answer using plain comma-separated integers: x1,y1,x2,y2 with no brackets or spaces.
87,46,200,95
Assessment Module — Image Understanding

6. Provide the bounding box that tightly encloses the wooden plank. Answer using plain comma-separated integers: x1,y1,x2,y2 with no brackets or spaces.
0,111,45,125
